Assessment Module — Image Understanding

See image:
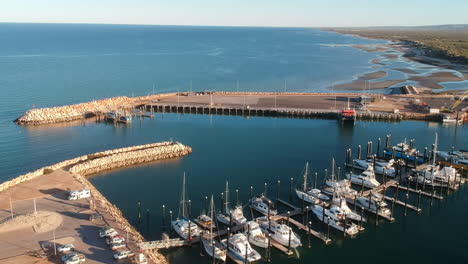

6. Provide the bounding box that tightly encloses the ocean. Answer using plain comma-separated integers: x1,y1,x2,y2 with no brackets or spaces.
0,23,467,264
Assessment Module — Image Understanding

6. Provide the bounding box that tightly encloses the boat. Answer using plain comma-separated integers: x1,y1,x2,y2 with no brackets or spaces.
249,195,278,216
340,97,356,123
331,196,366,222
312,205,360,236
296,162,331,203
353,159,396,177
256,216,302,249
383,141,425,163
201,195,227,262
194,214,216,230
323,158,358,197
222,233,261,263
442,114,460,124
171,173,201,241
410,133,461,188
437,149,468,169
217,180,247,226
357,193,391,217
345,166,380,188
244,221,269,248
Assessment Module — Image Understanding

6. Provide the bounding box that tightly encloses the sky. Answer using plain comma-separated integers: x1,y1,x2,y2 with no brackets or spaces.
1,0,467,27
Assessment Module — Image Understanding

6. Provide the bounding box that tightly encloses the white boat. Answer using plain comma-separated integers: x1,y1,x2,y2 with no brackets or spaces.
171,173,200,240
295,162,330,204
312,205,360,236
222,233,261,263
323,158,358,197
357,193,391,217
249,195,278,216
201,195,226,262
231,205,247,225
245,221,269,248
442,114,460,124
353,159,396,177
256,216,302,249
332,196,366,222
346,166,380,188
216,180,235,225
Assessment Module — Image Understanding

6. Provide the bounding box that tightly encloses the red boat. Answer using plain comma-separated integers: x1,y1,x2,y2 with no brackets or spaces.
340,98,356,123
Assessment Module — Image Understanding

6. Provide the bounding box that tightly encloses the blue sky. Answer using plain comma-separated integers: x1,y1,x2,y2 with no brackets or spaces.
1,0,467,27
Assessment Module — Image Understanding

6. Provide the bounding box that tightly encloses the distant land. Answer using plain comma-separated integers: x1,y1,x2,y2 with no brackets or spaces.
325,24,468,65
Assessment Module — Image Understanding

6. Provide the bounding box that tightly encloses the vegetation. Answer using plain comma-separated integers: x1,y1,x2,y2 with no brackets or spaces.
327,27,468,64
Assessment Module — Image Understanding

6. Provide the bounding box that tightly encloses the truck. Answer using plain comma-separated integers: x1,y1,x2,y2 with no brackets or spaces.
68,189,91,200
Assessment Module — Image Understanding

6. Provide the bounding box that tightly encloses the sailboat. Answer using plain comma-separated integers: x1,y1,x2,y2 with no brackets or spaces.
295,162,329,204
217,180,247,226
201,195,227,262
171,173,200,241
323,158,358,196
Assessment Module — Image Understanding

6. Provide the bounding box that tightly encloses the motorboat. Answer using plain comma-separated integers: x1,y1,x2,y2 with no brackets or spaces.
256,216,302,249
201,195,226,262
194,214,216,230
249,195,278,216
245,221,269,248
217,180,248,226
312,205,360,236
353,159,396,177
357,193,391,217
171,173,200,241
346,166,380,188
323,158,358,196
231,205,247,225
332,196,366,222
222,233,261,263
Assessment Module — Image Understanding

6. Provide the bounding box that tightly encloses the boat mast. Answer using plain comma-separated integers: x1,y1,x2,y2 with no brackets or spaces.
225,180,229,214
331,158,336,183
209,195,214,244
303,162,309,192
432,133,438,176
180,173,186,218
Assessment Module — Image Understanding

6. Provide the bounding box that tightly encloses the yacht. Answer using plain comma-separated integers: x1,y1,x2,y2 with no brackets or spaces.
357,193,391,217
244,221,269,248
201,195,226,262
231,205,247,225
222,233,261,263
346,166,380,188
194,214,216,230
249,195,278,216
332,196,366,222
312,205,360,236
256,216,302,249
171,173,201,240
353,159,396,177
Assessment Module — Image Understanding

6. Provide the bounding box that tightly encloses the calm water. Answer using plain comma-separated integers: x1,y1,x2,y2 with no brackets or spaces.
1,24,467,264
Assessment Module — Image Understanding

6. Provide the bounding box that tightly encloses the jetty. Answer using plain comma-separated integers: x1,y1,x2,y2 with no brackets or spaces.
15,92,468,125
0,141,192,264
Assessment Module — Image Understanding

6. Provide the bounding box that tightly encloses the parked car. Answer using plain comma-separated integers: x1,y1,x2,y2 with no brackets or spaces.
110,242,126,251
113,250,135,260
64,254,86,264
106,235,125,245
57,244,75,253
68,189,91,200
99,227,117,238
61,252,79,262
88,213,103,221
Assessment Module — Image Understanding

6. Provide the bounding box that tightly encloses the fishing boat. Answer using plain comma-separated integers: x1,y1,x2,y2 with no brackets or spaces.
345,166,380,188
222,233,261,263
340,98,356,123
201,195,226,262
296,162,330,204
217,180,247,226
332,196,366,222
171,173,200,241
437,149,468,169
256,216,302,249
312,205,360,236
194,214,216,230
323,158,358,197
249,195,278,216
383,141,424,163
353,159,396,177
357,193,391,217
245,221,269,248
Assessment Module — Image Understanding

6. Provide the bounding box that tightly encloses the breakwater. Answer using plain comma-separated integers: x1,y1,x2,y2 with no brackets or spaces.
15,93,176,126
0,141,192,264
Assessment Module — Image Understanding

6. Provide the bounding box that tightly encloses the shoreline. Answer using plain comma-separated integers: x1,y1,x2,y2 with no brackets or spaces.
0,141,193,264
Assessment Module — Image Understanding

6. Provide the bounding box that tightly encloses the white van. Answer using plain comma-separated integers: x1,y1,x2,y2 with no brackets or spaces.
68,189,91,200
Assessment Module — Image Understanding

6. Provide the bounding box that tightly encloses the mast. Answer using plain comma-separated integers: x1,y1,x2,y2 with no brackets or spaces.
180,173,187,218
331,158,336,183
303,162,309,192
225,180,230,214
432,133,438,176
209,195,214,244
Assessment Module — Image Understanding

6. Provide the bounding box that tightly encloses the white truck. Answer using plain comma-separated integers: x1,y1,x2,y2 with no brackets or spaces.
68,189,91,200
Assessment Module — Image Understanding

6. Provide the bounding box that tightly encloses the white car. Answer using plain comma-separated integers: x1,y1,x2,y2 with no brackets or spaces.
61,252,79,262
64,255,86,264
106,236,125,245
113,250,135,260
99,228,118,238
111,242,126,251
57,244,75,253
